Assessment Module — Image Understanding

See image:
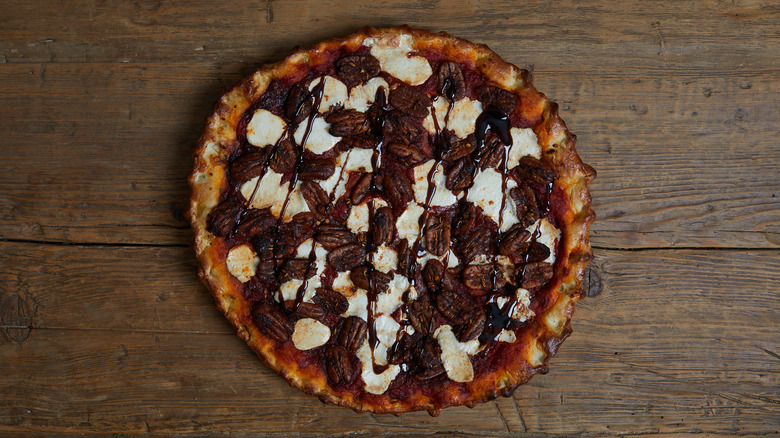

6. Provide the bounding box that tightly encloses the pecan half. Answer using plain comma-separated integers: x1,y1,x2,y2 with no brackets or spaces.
349,266,391,293
384,172,414,208
372,206,395,245
424,214,451,256
335,54,381,84
298,158,336,181
388,141,427,166
350,172,372,205
479,133,506,171
269,138,299,174
230,150,270,182
387,111,425,144
407,299,434,335
316,223,356,250
301,180,330,219
452,202,477,239
439,133,476,163
313,287,349,314
324,344,356,385
517,262,554,289
207,201,241,237
498,224,532,256
455,227,493,262
397,239,416,277
327,243,366,271
476,85,517,115
285,82,314,124
458,309,486,342
513,156,554,186
254,303,293,343
446,157,476,191
422,259,445,293
280,258,315,282
435,287,473,323
437,61,467,101
524,241,551,264
337,315,368,352
326,109,370,137
416,336,444,371
336,134,377,151
293,301,326,320
510,183,540,228
463,264,506,290
389,84,432,118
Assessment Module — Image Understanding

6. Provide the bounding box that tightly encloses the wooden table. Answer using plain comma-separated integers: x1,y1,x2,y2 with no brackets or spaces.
1,1,778,436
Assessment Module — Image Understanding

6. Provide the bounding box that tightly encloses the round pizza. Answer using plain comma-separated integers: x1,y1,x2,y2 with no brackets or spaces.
188,26,595,415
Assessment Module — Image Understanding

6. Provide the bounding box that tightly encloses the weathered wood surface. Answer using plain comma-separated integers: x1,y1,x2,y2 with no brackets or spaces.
1,0,779,435
0,244,778,436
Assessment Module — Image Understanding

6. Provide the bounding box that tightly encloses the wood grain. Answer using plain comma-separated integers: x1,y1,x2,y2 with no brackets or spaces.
0,243,777,435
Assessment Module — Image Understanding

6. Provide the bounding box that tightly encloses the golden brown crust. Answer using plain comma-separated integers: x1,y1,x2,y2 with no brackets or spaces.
187,25,595,415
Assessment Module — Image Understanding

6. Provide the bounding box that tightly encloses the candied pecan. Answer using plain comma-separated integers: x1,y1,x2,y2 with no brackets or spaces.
476,85,517,115
422,259,445,293
335,54,380,84
455,228,493,262
327,243,365,271
253,303,293,342
236,209,277,238
439,133,476,163
316,223,356,250
230,150,270,182
313,287,349,314
437,61,466,101
207,201,241,237
293,301,326,320
350,172,372,205
452,202,477,239
397,239,416,277
349,266,391,293
415,364,446,381
324,344,356,385
387,111,425,144
372,206,395,245
384,172,414,208
298,158,336,181
285,212,317,240
424,214,451,257
407,299,434,335
326,109,370,137
337,135,377,151
416,336,443,370
389,84,432,118
458,309,486,342
435,287,473,323
387,141,427,166
269,138,299,174
301,180,330,219
387,332,414,365
280,258,315,282
479,134,506,170
524,241,551,263
285,82,314,124
513,155,555,186
499,224,532,256
446,157,476,191
337,315,368,352
463,264,506,290
517,262,554,289
510,183,540,228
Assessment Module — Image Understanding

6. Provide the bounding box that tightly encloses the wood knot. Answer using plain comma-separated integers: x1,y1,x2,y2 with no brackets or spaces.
1,293,33,343
584,267,603,298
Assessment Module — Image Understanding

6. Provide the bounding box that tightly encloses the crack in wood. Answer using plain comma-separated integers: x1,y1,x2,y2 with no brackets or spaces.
493,401,511,433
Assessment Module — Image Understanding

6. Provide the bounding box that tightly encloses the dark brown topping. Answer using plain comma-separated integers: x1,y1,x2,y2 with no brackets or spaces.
280,258,316,282
350,266,392,294
524,241,551,264
387,141,427,166
424,214,451,256
445,157,476,191
517,262,554,289
316,223,357,250
415,364,446,381
350,172,372,204
207,201,240,237
498,224,532,256
335,54,381,85
513,156,555,186
439,133,476,163
455,228,493,262
389,84,432,118
397,239,416,277
435,287,473,324
237,208,277,237
387,332,414,365
326,109,370,137
337,135,378,150
407,299,434,335
476,85,516,116
479,133,506,171
327,243,366,271
452,202,477,239
324,344,356,385
384,172,414,208
510,184,540,228
254,303,293,343
371,206,395,245
417,336,444,371
269,138,299,174
337,315,368,352
313,287,349,314
458,309,486,342
437,61,466,101
387,111,425,144
463,264,506,290
301,180,330,219
285,300,326,319
230,150,270,182
422,259,445,293
298,158,336,181
285,82,314,125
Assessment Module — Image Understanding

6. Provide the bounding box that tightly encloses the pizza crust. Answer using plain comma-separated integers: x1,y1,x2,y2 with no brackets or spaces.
188,25,595,415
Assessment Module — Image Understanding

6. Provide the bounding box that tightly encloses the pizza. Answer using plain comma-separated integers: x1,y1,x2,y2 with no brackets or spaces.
188,26,595,415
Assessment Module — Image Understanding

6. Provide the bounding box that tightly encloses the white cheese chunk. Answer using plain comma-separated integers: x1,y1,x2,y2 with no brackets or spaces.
375,314,401,348
346,198,388,234
467,168,519,231
278,279,302,302
246,109,286,147
512,288,535,322
344,148,374,172
413,160,457,207
309,76,349,113
434,325,475,383
282,180,311,222
290,239,328,302
422,96,450,134
497,329,517,343
240,171,288,216
332,271,355,296
293,117,340,155
356,340,401,394
363,34,432,86
508,128,542,166
376,274,410,315
342,288,368,321
371,243,398,274
345,77,389,112
292,318,331,350
527,218,560,264
395,202,425,245
318,148,375,201
226,245,259,283
417,250,459,269
448,98,483,139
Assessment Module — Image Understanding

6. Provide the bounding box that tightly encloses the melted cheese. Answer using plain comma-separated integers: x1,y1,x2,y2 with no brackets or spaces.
292,318,331,350
448,98,483,139
309,76,349,113
342,288,368,321
412,160,457,207
467,168,519,232
246,109,286,147
376,274,410,315
345,77,389,112
346,198,388,234
363,34,432,86
293,116,340,155
371,243,398,274
508,128,542,166
395,202,425,245
527,218,560,264
225,245,259,283
422,96,450,134
356,340,400,394
434,325,475,383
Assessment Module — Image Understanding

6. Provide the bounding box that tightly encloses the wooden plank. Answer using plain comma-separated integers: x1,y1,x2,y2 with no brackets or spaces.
0,243,777,435
0,63,777,247
0,0,778,70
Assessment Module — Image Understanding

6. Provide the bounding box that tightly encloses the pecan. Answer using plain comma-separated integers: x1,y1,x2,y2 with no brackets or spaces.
446,157,476,191
510,183,540,228
301,180,330,219
415,364,446,381
327,243,365,271
326,109,370,137
387,111,425,144
513,155,555,186
424,214,451,256
350,172,372,205
397,239,416,277
435,287,473,323
476,85,517,115
416,336,444,370
452,202,477,239
517,262,554,289
316,223,356,249
269,138,299,174
407,299,434,335
437,61,466,100
384,172,414,208
253,303,293,342
455,227,493,262
285,82,314,124
280,258,315,282
439,133,476,163
389,84,432,118
336,135,377,151
298,158,336,181
463,264,506,290
293,301,326,320
337,315,368,352
349,266,391,293
387,141,427,166
324,344,356,385
387,332,414,365
313,287,349,314
237,209,277,238
458,309,486,342
524,241,551,263
335,54,380,84
422,259,445,293
499,224,532,256
479,134,506,170
230,150,270,182
372,206,395,245
207,201,241,237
